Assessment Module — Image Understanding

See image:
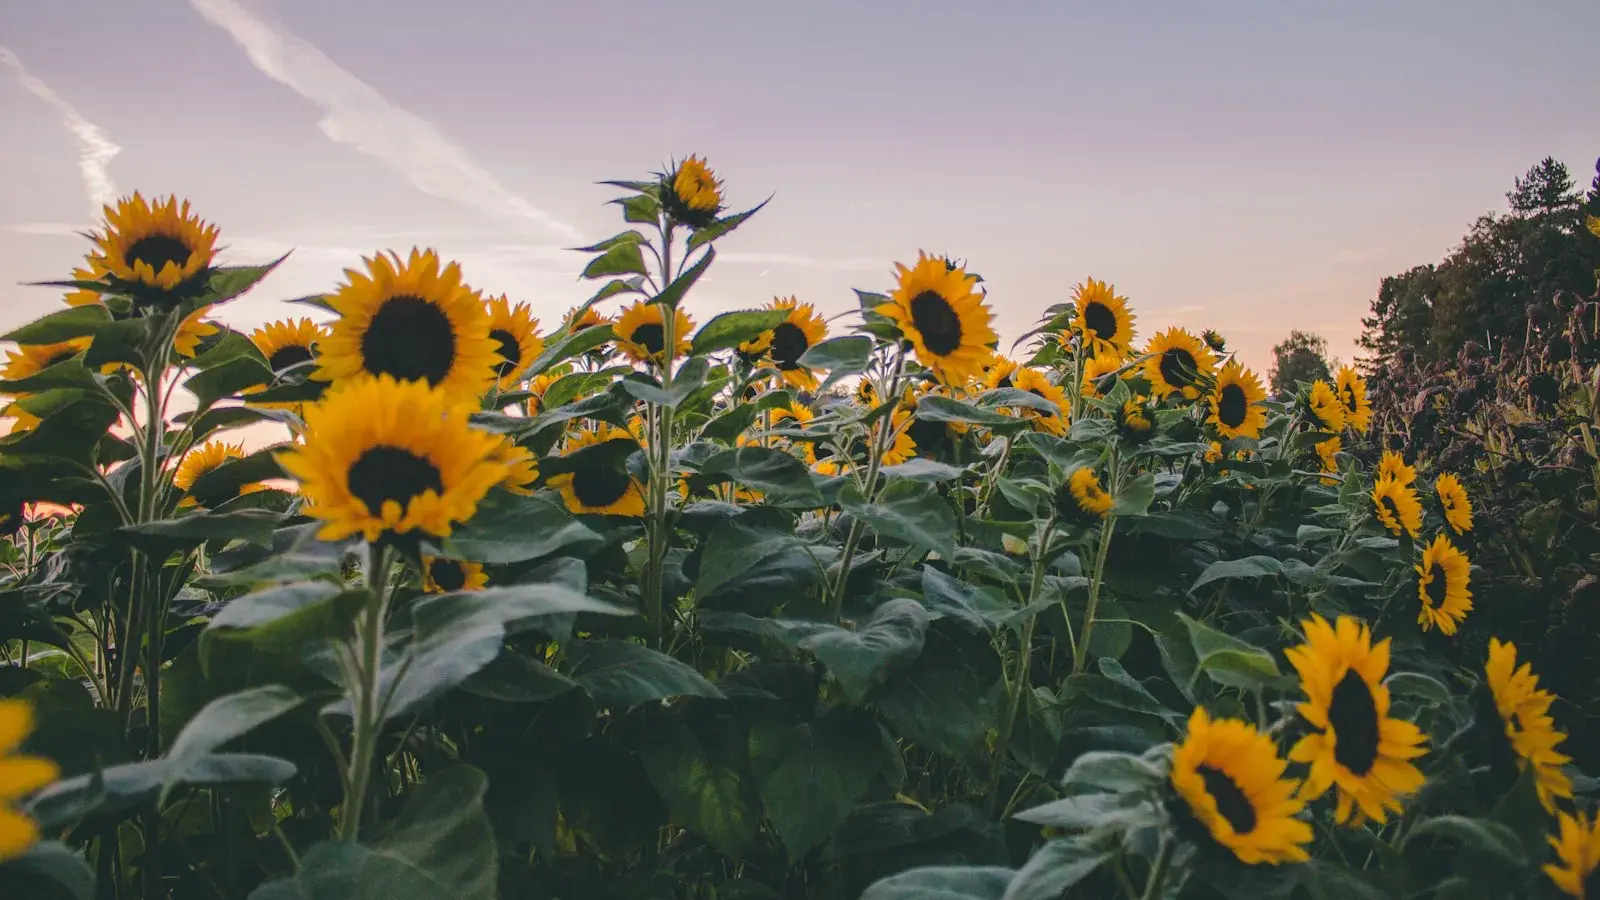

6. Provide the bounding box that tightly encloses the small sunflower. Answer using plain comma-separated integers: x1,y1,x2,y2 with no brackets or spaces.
485,295,544,390
1315,436,1342,485
768,401,816,429
1435,473,1473,534
1010,367,1070,436
547,425,646,517
1305,380,1346,433
763,297,826,389
615,301,693,366
1485,638,1573,812
1376,450,1417,487
1071,278,1136,358
736,328,773,365
1201,329,1228,353
1335,365,1372,434
1544,810,1600,899
1143,328,1217,399
1208,361,1268,440
1204,441,1224,464
1119,395,1154,439
493,437,540,496
1415,534,1472,636
276,374,508,542
663,155,724,228
563,305,612,334
1170,707,1311,865
1081,354,1123,398
1055,467,1113,523
1372,478,1423,539
1286,614,1428,825
877,409,919,466
315,249,499,401
2,340,89,382
877,252,997,386
173,440,267,508
0,699,58,863
250,318,325,375
90,193,220,296
421,556,488,593
984,356,1020,391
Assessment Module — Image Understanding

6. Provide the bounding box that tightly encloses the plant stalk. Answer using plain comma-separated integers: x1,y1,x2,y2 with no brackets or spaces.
339,545,394,841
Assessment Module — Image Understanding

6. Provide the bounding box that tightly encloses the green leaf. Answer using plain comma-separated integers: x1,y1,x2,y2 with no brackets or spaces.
640,713,759,859
1384,671,1453,705
160,685,301,803
840,480,957,557
0,842,96,900
437,494,602,564
913,397,1017,428
1297,861,1394,900
581,240,648,278
1,393,118,464
27,754,297,830
193,255,290,308
180,405,276,443
574,230,647,254
565,640,723,706
1404,815,1525,865
686,198,770,251
788,599,928,704
1002,838,1108,900
1178,613,1283,691
1062,672,1183,727
620,358,709,407
460,652,578,704
540,368,626,409
1,305,111,344
880,458,966,482
702,403,760,442
185,357,273,409
1058,749,1166,793
614,193,661,223
860,866,1014,900
750,710,886,862
524,324,616,376
0,358,98,395
1111,472,1155,516
1011,793,1142,831
1190,555,1283,592
655,246,716,307
699,446,822,505
798,335,873,373
920,566,1002,632
205,583,364,649
188,448,285,507
696,520,816,599
876,632,1003,757
690,308,790,356
120,508,279,553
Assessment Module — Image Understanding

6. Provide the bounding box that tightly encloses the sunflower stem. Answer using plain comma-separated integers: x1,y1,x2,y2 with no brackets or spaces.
989,517,1053,813
1072,514,1117,675
1139,832,1176,900
826,349,907,620
339,543,395,842
643,220,677,649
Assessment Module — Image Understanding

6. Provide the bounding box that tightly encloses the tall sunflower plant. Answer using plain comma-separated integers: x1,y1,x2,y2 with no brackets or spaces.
0,169,1591,900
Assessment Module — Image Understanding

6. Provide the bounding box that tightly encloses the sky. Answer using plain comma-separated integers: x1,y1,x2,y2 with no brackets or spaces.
2,0,1598,375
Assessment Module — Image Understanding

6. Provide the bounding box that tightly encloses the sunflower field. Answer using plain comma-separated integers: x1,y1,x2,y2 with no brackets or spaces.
0,163,1598,900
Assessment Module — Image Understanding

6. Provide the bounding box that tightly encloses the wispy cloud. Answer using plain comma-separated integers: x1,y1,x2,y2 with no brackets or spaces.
188,0,581,242
0,47,121,218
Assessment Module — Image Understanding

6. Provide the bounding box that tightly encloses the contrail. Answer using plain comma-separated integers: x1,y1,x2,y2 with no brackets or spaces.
188,0,581,242
0,47,121,218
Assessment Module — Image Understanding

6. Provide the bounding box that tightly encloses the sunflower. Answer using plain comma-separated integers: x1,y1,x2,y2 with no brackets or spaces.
1372,478,1423,539
421,556,488,593
762,297,826,389
615,301,693,366
250,318,324,375
173,440,267,508
1315,436,1342,485
493,437,540,496
0,699,57,863
547,425,646,517
1286,614,1428,825
736,328,773,365
1170,707,1311,865
663,155,724,228
768,401,815,429
1544,810,1600,899
2,340,89,382
1305,380,1346,433
1208,361,1268,440
315,249,499,402
984,356,1020,391
563,305,612,334
1376,450,1417,487
1202,329,1228,353
484,295,543,390
1071,278,1136,358
63,264,217,361
1435,473,1473,534
90,193,220,297
1081,354,1123,398
1335,365,1372,434
1415,534,1472,636
1204,441,1224,464
1143,328,1217,399
276,374,507,542
1011,367,1070,436
2,402,40,436
1055,467,1113,523
1119,395,1154,439
876,252,997,386
1484,639,1573,812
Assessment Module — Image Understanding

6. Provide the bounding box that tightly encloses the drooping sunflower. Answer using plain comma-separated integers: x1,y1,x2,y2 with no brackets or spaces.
1305,380,1346,433
615,301,693,366
1415,534,1472,636
315,249,499,401
173,440,267,508
876,253,997,386
1372,477,1423,539
1435,473,1474,534
2,340,89,382
1286,614,1428,825
1201,329,1228,353
763,297,826,389
1143,328,1217,400
1055,467,1113,523
421,556,488,594
250,318,325,375
1484,638,1573,812
1315,436,1342,485
1335,365,1372,434
1071,278,1136,358
1118,395,1154,440
277,374,507,542
1208,361,1268,440
984,356,1020,391
663,155,724,228
485,295,544,391
1080,354,1123,398
90,193,220,297
1170,706,1311,865
0,699,58,863
547,425,646,517
1376,449,1417,487
1544,810,1600,899
1011,367,1070,436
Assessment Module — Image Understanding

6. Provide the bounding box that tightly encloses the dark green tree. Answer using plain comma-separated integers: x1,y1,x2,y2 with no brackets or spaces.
1268,329,1332,396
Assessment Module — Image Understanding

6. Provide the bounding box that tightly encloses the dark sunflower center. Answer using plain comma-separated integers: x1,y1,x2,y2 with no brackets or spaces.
428,558,468,593
1083,301,1118,340
126,234,193,274
572,465,631,508
1381,496,1401,523
43,349,78,369
490,329,522,376
1585,861,1600,900
1159,348,1198,389
1329,669,1381,775
1425,562,1447,607
268,345,313,373
1197,764,1257,834
361,295,457,385
1218,384,1248,427
769,322,810,369
1340,385,1358,411
630,323,666,356
346,446,444,516
909,291,963,356
996,374,1014,389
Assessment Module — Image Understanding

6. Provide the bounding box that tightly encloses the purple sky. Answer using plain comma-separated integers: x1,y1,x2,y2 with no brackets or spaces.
3,0,1598,374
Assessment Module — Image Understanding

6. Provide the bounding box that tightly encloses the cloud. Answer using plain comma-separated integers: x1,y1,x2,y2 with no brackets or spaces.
188,0,581,242
718,252,884,272
0,47,121,218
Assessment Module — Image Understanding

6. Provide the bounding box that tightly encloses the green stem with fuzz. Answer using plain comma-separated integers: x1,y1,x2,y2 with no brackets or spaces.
338,545,395,841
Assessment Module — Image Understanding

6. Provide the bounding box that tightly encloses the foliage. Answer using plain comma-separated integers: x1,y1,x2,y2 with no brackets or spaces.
1266,331,1332,398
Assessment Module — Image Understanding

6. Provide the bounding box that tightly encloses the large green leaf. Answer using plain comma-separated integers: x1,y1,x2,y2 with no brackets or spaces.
619,358,711,408
565,640,723,706
640,712,759,859
160,684,301,802
581,239,648,278
1,305,110,344
653,246,716,307
524,324,616,376
860,866,1015,900
435,493,602,564
686,198,769,251
690,308,790,356
1002,838,1108,900
192,256,290,308
185,356,273,409
204,583,365,651
1190,555,1283,592
914,396,1017,428
699,446,822,505
1177,613,1283,691
27,754,296,830
749,709,886,862
119,508,279,552
695,519,817,600
1403,815,1526,865
840,480,957,557
0,842,96,900
876,631,1003,757
785,599,928,703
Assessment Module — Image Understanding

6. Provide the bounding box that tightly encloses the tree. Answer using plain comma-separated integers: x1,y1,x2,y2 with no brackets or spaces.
1268,330,1332,396
1507,156,1579,218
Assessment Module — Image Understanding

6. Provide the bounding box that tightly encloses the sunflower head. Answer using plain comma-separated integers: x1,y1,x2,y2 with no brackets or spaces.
563,305,612,334
1434,473,1474,534
174,440,266,508
547,426,646,517
984,356,1020,391
1376,450,1417,487
1169,707,1311,865
1302,380,1346,433
90,193,220,301
1204,441,1224,464
1285,614,1428,826
1335,365,1372,434
1414,533,1472,636
0,699,59,863
1118,395,1155,442
1055,467,1113,524
493,437,540,496
421,556,488,594
1483,638,1572,813
276,374,509,542
877,253,997,386
614,301,693,366
1143,328,1217,400
484,295,544,390
1543,810,1600,899
1071,278,1136,358
1208,361,1268,440
762,297,827,389
1372,478,1423,539
663,155,724,228
1314,436,1342,485
250,318,325,375
1080,354,1123,398
1010,368,1070,436
1202,329,1228,353
2,340,89,385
